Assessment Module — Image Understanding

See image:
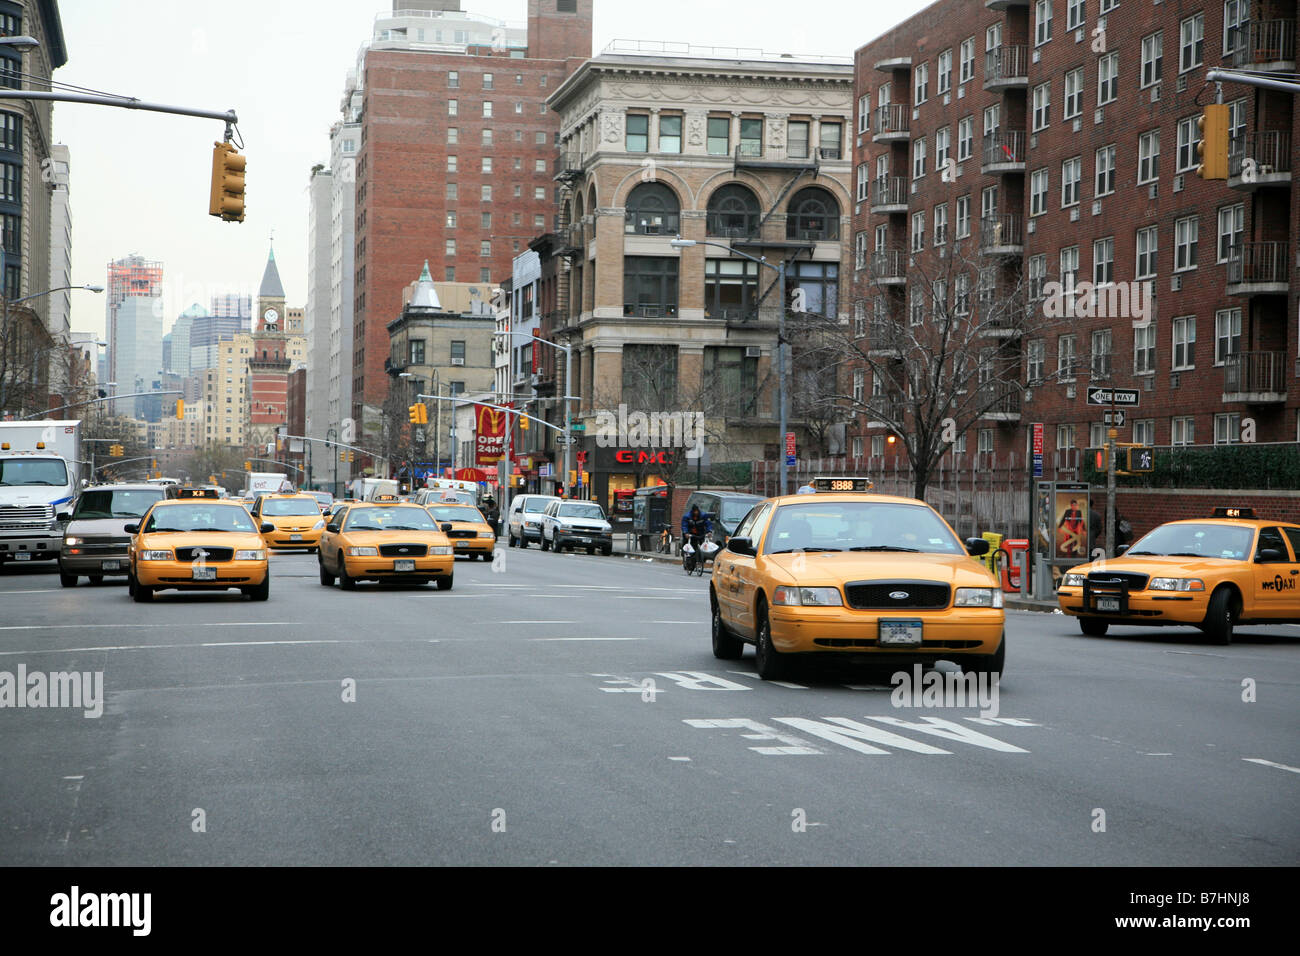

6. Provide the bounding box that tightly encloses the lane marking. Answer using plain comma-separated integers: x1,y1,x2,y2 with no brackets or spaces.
654,620,707,624
1243,758,1300,775
684,718,825,756
668,756,692,762
530,637,642,642
0,622,300,632
499,620,578,624
726,670,807,690
0,638,351,656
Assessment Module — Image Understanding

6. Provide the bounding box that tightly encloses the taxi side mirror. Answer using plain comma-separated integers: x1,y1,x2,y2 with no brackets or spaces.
727,536,754,556
440,523,453,533
1116,543,1131,555
260,523,275,534
326,523,340,533
1256,548,1284,563
965,537,990,557
123,523,139,535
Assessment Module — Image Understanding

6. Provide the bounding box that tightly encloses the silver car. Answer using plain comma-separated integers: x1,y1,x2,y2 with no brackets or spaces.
59,484,172,586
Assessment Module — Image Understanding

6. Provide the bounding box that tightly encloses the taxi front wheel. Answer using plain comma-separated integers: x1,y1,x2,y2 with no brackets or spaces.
753,600,788,680
1201,588,1236,646
1079,618,1109,637
963,635,1005,678
244,576,270,602
436,575,454,591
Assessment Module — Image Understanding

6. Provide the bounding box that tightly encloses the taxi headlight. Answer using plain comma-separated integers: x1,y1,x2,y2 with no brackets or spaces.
1150,577,1205,592
313,520,326,531
140,550,173,561
773,586,842,606
955,587,1003,608
346,547,378,557
430,546,454,556
477,531,494,538
63,536,80,547
235,550,266,561
1062,573,1086,588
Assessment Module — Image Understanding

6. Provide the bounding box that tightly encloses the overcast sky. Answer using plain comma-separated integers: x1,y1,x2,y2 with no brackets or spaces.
55,0,930,338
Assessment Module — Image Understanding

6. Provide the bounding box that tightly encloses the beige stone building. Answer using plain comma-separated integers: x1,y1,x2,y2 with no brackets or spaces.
202,333,306,448
546,44,854,497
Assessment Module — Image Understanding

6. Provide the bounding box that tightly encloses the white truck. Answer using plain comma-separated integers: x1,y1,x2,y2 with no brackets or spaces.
349,477,399,501
0,420,82,565
243,472,292,497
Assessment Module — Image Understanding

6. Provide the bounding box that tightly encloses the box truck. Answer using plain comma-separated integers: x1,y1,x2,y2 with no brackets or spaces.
0,420,82,565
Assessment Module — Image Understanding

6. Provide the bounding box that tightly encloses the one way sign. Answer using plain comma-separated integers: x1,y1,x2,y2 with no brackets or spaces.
1086,386,1140,407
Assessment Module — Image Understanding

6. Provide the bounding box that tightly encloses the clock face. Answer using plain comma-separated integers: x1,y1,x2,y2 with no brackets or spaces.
264,308,279,323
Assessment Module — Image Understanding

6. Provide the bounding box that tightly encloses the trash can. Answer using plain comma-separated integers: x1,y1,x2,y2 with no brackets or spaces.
998,539,1029,592
980,532,1003,575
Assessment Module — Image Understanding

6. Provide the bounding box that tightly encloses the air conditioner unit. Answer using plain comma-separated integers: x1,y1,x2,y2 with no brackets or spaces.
943,93,951,106
1070,208,1080,222
1148,184,1158,199
1030,133,1038,149
1065,385,1076,399
1176,75,1186,93
1094,108,1103,124
1171,274,1181,291
1032,49,1041,64
1173,174,1184,192
745,346,762,358
1150,84,1161,102
451,357,465,365
1073,118,1082,133
1027,219,1036,234
957,85,965,99
1092,200,1102,216
1075,28,1085,43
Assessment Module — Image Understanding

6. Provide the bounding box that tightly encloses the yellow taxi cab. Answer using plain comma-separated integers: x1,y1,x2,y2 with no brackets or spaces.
124,489,272,603
250,492,328,551
423,501,495,561
1057,507,1300,644
317,498,456,590
710,477,1005,680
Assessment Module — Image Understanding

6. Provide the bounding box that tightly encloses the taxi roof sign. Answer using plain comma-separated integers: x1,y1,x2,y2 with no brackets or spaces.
1211,507,1255,519
373,494,399,502
811,477,874,493
178,488,220,499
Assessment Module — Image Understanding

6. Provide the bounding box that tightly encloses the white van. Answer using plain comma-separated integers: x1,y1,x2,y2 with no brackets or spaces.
506,494,560,548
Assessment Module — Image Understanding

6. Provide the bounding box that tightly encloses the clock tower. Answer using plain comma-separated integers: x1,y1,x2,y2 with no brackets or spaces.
248,242,292,451
256,242,287,333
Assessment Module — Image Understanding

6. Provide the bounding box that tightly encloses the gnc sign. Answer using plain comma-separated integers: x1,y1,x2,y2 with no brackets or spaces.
614,449,674,465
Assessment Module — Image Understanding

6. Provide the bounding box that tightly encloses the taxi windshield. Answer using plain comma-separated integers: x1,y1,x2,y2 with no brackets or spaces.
345,507,437,532
428,506,485,523
558,503,605,520
764,501,964,555
73,488,164,519
1127,523,1254,560
144,505,258,534
262,498,321,517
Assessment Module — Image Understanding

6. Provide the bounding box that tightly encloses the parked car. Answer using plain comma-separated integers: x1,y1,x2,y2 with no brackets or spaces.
541,499,613,555
507,494,561,548
682,491,764,546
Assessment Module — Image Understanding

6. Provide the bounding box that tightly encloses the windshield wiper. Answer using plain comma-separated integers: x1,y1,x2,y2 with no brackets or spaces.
1127,550,1160,556
850,545,921,552
1166,552,1203,557
769,547,842,554
387,525,427,531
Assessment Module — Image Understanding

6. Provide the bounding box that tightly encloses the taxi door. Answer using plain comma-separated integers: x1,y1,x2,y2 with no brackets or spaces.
715,503,767,637
1252,526,1300,619
321,507,347,570
728,503,774,639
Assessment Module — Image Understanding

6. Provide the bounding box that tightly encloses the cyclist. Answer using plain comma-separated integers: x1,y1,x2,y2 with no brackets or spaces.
681,505,714,573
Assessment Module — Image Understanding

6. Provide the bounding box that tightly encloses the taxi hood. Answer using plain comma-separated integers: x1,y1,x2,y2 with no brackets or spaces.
1067,555,1245,576
761,550,996,587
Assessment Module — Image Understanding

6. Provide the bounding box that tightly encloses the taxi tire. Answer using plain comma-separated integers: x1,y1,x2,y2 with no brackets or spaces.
711,594,744,660
89,575,103,585
436,575,454,590
1079,618,1109,637
1202,587,1236,646
753,600,788,680
964,634,1005,677
246,576,270,602
59,571,77,587
132,580,153,603
338,563,357,591
318,555,335,586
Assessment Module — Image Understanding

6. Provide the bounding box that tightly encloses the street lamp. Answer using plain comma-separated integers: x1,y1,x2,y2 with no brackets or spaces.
670,237,789,495
1,284,107,417
495,329,574,498
0,36,39,49
399,372,415,490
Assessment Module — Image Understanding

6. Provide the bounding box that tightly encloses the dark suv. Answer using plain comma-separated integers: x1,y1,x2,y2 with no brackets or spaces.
681,491,764,546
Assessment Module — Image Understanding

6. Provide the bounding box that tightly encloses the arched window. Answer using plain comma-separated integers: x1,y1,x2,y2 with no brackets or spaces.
786,187,840,240
624,182,680,235
706,184,761,239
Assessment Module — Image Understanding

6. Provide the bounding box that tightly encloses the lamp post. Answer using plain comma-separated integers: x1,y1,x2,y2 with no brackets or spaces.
495,330,573,497
670,237,788,495
1,283,105,416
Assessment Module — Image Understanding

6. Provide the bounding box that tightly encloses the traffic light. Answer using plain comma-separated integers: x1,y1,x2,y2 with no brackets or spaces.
151,459,158,469
109,444,123,457
340,450,347,462
245,461,251,470
408,403,428,424
519,414,529,430
1195,104,1229,180
175,399,184,420
1127,446,1155,473
209,140,247,222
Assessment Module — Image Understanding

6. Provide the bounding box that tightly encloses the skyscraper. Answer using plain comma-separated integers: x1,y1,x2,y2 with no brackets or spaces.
105,255,163,415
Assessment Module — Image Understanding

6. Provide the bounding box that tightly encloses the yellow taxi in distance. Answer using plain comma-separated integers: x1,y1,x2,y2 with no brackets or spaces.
1058,508,1300,644
125,491,272,603
318,501,456,590
423,502,495,561
710,478,1005,680
250,493,328,551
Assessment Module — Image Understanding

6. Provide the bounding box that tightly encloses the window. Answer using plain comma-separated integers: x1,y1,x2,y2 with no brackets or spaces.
1171,416,1194,446
937,49,952,94
1228,98,1247,145
1091,328,1113,378
448,71,459,88
1031,168,1049,216
1174,215,1198,271
1176,115,1200,172
855,232,868,270
481,157,492,173
1136,225,1158,279
739,118,763,157
955,272,971,314
909,287,925,326
856,163,870,202
1060,245,1079,294
534,214,544,229
707,116,730,156
626,114,649,153
707,183,761,238
534,187,545,200
446,211,457,229
1214,309,1241,365
786,187,839,240
1132,419,1155,445
790,261,838,318
858,93,871,133
1217,204,1244,263
482,128,493,145
1180,14,1203,72
1027,339,1045,382
536,131,547,145
1097,52,1118,105
1094,236,1114,285
624,182,680,235
935,126,950,171
515,103,523,114
448,99,458,116
959,37,975,83
446,183,458,200
978,429,994,454
534,159,546,173
482,72,493,89
1067,0,1084,31
1035,0,1053,46
983,104,1000,140
1064,67,1083,119
705,259,759,320
482,101,493,118
912,136,927,179
1058,334,1078,379
447,155,458,172
987,23,1002,53
957,115,973,161
1090,422,1107,448
1032,82,1051,131
788,120,810,159
623,257,679,317
933,204,948,246
408,340,426,365
1141,32,1163,88
1138,129,1159,183
1172,315,1195,370
481,212,492,229
911,211,926,252
1224,0,1248,55
1028,254,1047,299
1134,320,1156,374
445,267,455,281
1061,156,1081,207
659,114,682,153
446,239,457,256
705,347,759,417
914,63,929,104
932,278,947,314
820,122,842,160
1095,144,1116,196
981,184,998,222
481,185,492,201
956,195,971,238
447,127,458,144
1214,413,1241,445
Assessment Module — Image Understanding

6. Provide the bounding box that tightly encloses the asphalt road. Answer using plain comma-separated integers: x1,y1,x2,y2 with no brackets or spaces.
0,546,1296,866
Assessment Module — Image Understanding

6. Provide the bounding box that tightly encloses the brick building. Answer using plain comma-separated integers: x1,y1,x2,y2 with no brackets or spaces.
350,0,593,457
851,0,1297,477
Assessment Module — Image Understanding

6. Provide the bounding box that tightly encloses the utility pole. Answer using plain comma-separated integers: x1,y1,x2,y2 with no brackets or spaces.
1105,390,1116,557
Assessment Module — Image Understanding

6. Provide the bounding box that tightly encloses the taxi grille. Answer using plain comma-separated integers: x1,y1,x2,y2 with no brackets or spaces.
174,547,234,562
445,529,477,539
1086,571,1149,591
379,543,428,557
844,582,951,610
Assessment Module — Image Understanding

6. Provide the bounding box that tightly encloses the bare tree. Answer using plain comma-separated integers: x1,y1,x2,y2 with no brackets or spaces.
0,305,53,418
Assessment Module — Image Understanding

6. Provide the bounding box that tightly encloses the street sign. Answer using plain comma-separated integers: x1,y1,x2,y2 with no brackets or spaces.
1031,423,1044,478
1102,409,1127,427
1086,386,1140,407
785,432,796,456
556,436,577,445
570,423,586,432
785,455,796,467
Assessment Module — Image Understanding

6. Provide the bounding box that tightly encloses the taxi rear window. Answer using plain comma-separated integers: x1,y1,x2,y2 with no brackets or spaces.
344,507,438,532
262,498,321,517
428,506,485,522
763,501,961,555
143,505,258,534
1127,523,1253,560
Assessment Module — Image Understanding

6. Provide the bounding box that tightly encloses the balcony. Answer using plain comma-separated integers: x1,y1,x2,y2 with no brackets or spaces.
622,303,679,319
979,213,1023,255
868,249,907,287
981,130,1026,174
978,386,1022,421
869,175,908,214
985,0,1029,9
732,143,819,172
1226,242,1290,296
1228,130,1293,191
706,213,761,241
980,300,1028,339
1231,20,1296,71
865,398,905,427
874,55,912,73
1223,351,1288,404
554,151,584,184
867,320,906,355
983,45,1028,90
872,104,910,143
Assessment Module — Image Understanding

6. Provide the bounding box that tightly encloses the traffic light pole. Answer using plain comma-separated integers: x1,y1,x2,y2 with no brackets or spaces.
1106,391,1116,558
0,90,236,124
1205,69,1300,94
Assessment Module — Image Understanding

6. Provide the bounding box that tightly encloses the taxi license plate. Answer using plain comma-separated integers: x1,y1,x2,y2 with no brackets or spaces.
455,542,469,549
102,560,121,571
290,534,303,542
394,559,415,572
15,552,32,561
1095,597,1120,612
192,567,217,581
879,619,922,646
